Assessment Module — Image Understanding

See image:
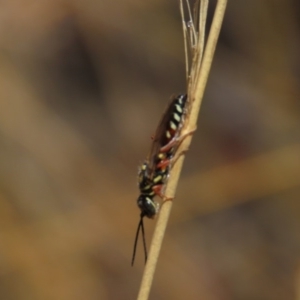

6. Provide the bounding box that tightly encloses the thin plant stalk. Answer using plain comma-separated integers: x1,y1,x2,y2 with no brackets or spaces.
136,1,227,299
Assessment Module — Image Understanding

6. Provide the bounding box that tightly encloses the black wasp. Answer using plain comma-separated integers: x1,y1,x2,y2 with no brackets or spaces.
132,94,189,265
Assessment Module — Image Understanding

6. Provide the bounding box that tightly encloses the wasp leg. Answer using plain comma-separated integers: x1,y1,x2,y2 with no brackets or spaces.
160,126,197,153
152,184,173,201
152,184,163,197
156,158,171,169
157,127,196,169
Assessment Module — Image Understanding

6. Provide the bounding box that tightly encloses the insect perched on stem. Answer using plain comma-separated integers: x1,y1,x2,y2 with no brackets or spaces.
132,94,190,266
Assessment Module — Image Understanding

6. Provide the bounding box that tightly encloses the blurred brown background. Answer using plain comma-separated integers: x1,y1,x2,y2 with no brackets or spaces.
0,0,300,299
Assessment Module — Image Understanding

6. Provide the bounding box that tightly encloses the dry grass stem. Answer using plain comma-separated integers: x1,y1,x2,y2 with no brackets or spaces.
136,1,227,299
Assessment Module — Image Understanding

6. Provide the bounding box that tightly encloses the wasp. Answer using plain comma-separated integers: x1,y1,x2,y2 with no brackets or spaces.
132,94,190,265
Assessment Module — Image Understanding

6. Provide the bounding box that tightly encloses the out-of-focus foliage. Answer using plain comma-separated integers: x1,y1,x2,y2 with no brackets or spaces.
0,0,299,299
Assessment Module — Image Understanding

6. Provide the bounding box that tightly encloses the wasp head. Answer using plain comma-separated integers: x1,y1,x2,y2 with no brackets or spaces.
137,195,159,218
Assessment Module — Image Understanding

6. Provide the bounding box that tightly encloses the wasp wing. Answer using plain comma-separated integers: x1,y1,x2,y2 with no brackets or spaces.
146,94,187,178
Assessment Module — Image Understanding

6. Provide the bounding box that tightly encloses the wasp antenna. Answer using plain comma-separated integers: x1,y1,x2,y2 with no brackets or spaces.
131,214,147,266
140,216,148,264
